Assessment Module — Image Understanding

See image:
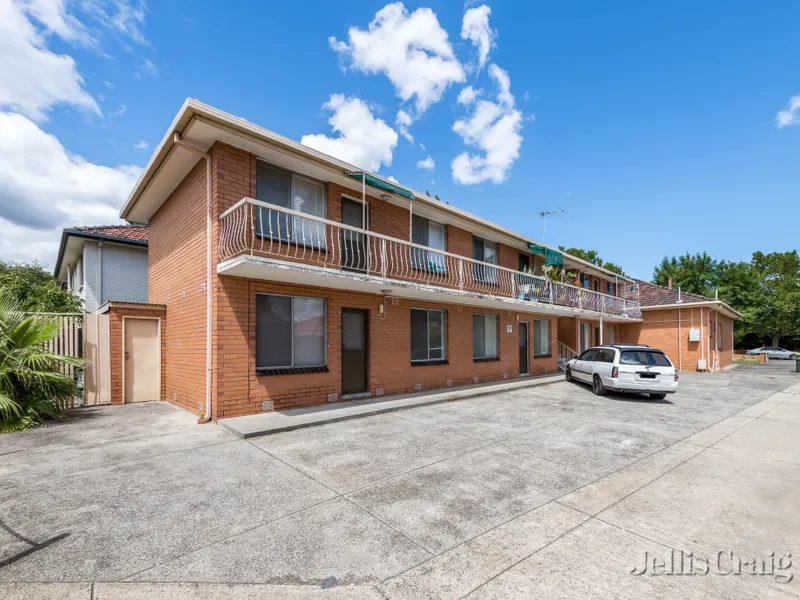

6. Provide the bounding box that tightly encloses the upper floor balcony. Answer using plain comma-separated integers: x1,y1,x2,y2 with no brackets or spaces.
218,198,642,321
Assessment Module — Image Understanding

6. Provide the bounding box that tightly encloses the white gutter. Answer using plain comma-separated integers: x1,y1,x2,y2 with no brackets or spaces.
639,300,741,320
173,132,213,424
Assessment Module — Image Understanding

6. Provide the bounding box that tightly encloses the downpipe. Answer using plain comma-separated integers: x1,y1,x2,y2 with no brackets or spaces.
173,132,213,424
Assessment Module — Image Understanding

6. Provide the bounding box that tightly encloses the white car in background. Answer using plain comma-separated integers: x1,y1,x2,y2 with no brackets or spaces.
746,347,797,360
565,344,679,399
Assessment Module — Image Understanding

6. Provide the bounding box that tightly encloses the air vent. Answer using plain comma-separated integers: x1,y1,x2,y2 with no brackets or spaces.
414,383,422,391
261,400,274,411
376,387,385,396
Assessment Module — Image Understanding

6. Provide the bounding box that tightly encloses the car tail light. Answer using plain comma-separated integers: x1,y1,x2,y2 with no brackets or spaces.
611,366,618,378
674,371,680,381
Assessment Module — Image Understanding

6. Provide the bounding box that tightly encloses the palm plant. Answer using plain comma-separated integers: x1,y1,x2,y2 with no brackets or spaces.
0,297,84,433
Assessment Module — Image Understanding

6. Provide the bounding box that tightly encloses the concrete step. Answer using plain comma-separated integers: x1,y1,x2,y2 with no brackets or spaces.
219,374,563,439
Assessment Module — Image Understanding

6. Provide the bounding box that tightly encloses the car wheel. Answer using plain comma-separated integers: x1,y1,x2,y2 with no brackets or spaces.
565,367,573,382
650,393,667,400
790,355,796,360
592,374,606,396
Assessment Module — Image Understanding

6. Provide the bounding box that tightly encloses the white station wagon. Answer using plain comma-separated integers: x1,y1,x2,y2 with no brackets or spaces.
565,344,679,399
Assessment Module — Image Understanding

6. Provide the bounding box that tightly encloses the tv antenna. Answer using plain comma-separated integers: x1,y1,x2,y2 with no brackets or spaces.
526,206,573,243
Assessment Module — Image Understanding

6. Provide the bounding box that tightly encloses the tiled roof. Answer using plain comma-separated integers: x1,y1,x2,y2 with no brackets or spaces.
71,224,148,243
634,279,713,307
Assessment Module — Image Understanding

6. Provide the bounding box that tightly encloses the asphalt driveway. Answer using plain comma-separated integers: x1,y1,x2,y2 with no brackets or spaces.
2,363,799,599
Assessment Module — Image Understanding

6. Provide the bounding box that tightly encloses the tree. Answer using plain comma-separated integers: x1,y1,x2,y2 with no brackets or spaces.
748,251,800,347
0,261,82,313
558,247,626,276
652,252,719,296
0,297,84,432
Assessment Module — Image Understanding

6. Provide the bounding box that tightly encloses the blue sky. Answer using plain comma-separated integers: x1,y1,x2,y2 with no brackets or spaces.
1,0,799,280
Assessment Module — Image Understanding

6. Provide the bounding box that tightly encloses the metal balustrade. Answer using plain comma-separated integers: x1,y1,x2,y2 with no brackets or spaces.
219,198,642,319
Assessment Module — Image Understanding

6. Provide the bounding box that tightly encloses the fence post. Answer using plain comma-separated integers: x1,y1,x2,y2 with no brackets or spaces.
458,261,464,290
381,239,387,279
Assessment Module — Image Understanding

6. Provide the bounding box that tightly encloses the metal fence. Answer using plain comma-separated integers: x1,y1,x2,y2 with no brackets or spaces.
219,198,643,319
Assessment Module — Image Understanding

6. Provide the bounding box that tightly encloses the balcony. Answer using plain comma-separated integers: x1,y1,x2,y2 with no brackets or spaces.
218,198,642,320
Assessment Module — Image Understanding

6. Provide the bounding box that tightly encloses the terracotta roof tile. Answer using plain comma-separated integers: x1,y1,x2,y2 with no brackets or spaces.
72,224,148,243
634,279,713,307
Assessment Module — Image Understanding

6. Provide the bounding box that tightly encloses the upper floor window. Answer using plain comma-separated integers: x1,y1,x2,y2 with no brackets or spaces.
473,237,498,284
607,281,615,296
255,161,326,248
411,215,446,273
580,273,590,288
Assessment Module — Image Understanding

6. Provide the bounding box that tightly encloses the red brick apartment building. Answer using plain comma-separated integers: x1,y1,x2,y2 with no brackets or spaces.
118,99,727,421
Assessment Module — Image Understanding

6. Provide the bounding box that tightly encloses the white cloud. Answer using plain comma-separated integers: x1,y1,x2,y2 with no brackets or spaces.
461,5,495,70
301,94,398,172
20,0,96,46
0,111,141,264
396,108,414,142
0,111,141,229
330,2,464,116
133,139,148,149
134,57,158,78
417,155,435,171
82,0,149,46
0,0,100,121
457,85,480,106
451,63,523,185
109,103,126,117
387,175,399,183
777,96,800,128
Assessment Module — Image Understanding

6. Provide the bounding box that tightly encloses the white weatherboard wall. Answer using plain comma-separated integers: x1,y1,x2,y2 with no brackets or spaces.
78,242,148,313
101,244,148,306
82,243,101,313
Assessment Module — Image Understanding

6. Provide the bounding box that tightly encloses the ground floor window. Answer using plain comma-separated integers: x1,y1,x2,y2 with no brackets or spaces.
256,294,326,369
473,314,498,360
534,319,550,356
411,308,446,363
717,323,723,349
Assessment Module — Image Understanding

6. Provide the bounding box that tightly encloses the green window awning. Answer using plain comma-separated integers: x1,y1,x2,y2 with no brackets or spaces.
346,171,415,201
528,244,563,268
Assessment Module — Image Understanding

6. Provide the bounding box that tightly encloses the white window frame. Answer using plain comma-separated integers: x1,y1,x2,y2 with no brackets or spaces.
255,292,327,370
473,313,499,360
410,308,447,363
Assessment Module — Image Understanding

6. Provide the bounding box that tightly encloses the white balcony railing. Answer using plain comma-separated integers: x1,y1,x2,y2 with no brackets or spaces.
219,198,642,319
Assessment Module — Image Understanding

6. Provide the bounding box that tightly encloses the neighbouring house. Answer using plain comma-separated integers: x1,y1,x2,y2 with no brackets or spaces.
623,280,741,372
54,225,149,312
116,99,646,420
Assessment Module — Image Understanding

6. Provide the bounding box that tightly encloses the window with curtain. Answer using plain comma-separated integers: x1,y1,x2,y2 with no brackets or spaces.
411,308,446,363
411,215,446,273
473,314,498,359
580,273,590,288
534,319,550,356
717,323,723,349
255,161,326,248
472,237,498,284
607,281,615,296
256,294,326,370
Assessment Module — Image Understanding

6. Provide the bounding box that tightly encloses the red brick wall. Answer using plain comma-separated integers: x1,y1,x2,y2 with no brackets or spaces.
149,142,562,419
148,160,208,414
214,276,558,417
619,307,735,371
108,306,166,405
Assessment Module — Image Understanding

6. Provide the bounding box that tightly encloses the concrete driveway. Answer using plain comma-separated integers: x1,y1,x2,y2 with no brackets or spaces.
2,363,799,599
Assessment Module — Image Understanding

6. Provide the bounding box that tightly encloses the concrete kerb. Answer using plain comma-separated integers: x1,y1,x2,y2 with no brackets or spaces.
219,375,564,439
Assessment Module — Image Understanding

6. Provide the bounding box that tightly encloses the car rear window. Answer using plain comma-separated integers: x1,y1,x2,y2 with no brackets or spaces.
620,350,671,367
